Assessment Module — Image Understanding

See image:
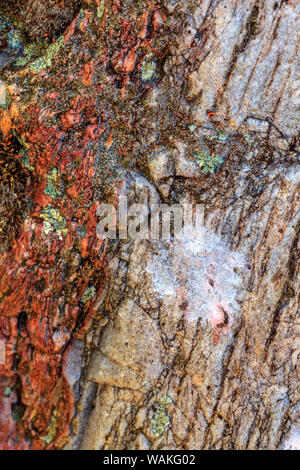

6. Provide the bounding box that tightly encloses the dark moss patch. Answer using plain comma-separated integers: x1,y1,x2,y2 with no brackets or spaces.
0,0,82,41
0,135,32,253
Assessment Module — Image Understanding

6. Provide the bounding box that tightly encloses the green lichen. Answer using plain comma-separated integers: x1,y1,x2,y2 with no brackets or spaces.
245,133,253,145
209,131,228,143
141,57,156,81
151,395,173,438
0,86,11,110
194,151,224,174
97,0,105,18
20,154,33,171
8,29,22,50
15,41,44,68
11,131,32,170
44,168,63,199
76,226,87,240
40,409,58,445
81,286,96,304
41,205,68,240
3,387,11,397
30,36,64,72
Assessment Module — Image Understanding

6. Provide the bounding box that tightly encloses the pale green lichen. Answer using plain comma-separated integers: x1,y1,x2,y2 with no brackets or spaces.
209,131,228,143
151,395,173,438
76,226,87,240
141,58,156,81
245,133,253,145
11,131,33,170
44,168,63,199
0,86,11,110
30,36,64,72
15,41,44,68
8,29,22,50
41,206,68,240
3,387,11,397
97,0,105,18
194,151,224,174
40,409,58,445
81,286,96,304
20,154,34,171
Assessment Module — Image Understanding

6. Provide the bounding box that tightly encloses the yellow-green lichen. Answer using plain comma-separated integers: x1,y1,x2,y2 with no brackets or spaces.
209,131,228,143
15,41,45,68
44,168,63,199
151,395,173,438
3,386,11,397
194,151,224,174
97,0,105,18
0,85,11,109
40,409,58,445
141,58,156,81
41,205,68,240
81,286,96,304
30,36,64,72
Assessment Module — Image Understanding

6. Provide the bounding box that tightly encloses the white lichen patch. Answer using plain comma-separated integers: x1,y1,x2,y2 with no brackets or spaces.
146,225,247,330
41,205,68,240
141,57,156,81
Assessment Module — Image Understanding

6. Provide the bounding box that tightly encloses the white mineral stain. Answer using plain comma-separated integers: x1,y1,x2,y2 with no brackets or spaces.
283,427,300,450
146,225,247,329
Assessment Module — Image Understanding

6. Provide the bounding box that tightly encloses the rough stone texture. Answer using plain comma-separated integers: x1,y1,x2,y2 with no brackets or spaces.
0,1,82,40
0,0,299,450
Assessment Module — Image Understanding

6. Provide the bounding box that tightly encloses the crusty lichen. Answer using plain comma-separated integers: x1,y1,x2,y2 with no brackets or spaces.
141,57,156,81
44,168,63,199
194,151,224,174
30,36,64,72
40,409,58,445
81,286,96,304
41,205,68,240
151,395,173,438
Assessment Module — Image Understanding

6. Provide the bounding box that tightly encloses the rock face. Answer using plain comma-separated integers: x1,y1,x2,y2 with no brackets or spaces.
0,0,299,450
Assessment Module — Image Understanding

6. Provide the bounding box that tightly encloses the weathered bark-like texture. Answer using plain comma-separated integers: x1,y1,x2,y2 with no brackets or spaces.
0,0,299,450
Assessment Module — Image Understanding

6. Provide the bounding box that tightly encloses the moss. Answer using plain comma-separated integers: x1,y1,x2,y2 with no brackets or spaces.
0,144,32,253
